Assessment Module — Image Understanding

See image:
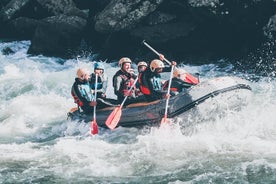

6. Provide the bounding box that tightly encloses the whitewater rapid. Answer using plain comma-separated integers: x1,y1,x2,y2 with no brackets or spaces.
0,41,275,183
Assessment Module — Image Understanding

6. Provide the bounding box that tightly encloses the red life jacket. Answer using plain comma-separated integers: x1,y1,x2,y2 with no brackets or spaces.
120,74,136,96
138,72,151,95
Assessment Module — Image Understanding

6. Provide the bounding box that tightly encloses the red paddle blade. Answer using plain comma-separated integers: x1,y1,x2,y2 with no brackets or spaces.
90,120,98,135
160,115,167,124
105,107,122,130
161,115,173,125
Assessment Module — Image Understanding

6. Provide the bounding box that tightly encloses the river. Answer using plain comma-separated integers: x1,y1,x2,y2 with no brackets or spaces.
0,40,275,183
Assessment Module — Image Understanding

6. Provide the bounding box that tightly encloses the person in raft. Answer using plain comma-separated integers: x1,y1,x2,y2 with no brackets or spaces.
90,62,108,99
135,61,148,96
137,61,148,73
112,57,146,105
138,58,177,102
71,68,97,113
162,68,198,95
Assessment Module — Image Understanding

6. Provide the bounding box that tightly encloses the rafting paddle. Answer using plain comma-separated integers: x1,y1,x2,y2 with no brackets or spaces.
142,40,177,124
142,40,199,85
90,74,99,135
105,77,139,130
160,65,175,124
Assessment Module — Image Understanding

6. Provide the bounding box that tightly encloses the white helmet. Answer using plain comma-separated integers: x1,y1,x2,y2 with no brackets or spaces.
150,59,164,72
76,68,89,79
118,57,132,68
137,61,148,67
173,68,187,78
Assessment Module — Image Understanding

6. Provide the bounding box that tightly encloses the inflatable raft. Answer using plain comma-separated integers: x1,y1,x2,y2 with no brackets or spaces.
67,76,251,128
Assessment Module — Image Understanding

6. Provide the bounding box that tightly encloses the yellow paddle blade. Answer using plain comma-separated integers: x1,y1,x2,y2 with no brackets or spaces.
105,107,122,130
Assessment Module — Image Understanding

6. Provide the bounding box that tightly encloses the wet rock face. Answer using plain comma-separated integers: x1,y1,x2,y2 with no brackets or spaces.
0,0,31,22
0,0,275,61
94,0,164,33
264,14,276,39
28,15,87,58
36,0,76,15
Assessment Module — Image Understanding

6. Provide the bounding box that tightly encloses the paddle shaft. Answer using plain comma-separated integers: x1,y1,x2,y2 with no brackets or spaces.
90,73,99,135
143,40,176,122
93,74,98,119
142,40,172,65
143,40,199,85
105,76,139,130
163,65,174,118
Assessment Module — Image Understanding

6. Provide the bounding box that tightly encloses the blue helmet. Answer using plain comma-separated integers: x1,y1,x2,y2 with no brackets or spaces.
94,62,104,70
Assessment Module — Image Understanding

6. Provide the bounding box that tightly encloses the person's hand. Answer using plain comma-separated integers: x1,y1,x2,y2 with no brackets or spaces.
101,93,106,98
163,93,170,99
90,101,97,106
159,54,164,61
125,91,132,96
171,61,177,66
128,68,135,74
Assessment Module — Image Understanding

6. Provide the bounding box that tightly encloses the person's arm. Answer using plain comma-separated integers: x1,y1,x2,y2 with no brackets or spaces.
102,75,108,93
162,61,177,72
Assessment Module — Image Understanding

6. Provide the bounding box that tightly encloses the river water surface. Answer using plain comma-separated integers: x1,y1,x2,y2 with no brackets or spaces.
0,41,275,183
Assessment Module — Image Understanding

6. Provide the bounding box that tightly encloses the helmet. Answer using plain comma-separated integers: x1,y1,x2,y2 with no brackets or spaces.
137,61,148,67
76,68,89,78
150,59,164,72
94,62,104,70
173,68,187,78
119,57,132,67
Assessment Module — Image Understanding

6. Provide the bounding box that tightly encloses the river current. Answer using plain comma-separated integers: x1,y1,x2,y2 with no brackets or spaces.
0,41,275,183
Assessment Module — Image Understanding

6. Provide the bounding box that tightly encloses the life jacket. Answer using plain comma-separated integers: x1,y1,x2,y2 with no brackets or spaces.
113,70,136,97
138,72,150,95
71,80,95,107
121,75,136,96
90,73,103,90
138,69,162,95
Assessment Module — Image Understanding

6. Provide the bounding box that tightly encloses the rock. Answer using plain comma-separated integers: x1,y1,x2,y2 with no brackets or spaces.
131,21,196,43
264,14,276,39
0,0,31,22
36,0,76,15
9,17,41,39
28,15,87,58
1,47,14,55
94,0,164,33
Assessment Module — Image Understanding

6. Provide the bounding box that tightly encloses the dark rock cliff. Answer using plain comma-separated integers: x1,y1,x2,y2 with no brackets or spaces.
0,0,275,63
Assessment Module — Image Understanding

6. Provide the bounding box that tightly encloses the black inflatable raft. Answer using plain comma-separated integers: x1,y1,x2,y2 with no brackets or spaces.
67,76,251,128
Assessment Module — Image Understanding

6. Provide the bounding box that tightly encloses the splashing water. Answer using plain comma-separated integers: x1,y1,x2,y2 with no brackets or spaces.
0,41,276,183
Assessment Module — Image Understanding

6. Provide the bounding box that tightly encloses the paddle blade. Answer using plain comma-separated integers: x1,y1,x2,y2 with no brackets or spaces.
90,120,98,135
160,115,167,124
161,115,173,125
105,107,122,130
